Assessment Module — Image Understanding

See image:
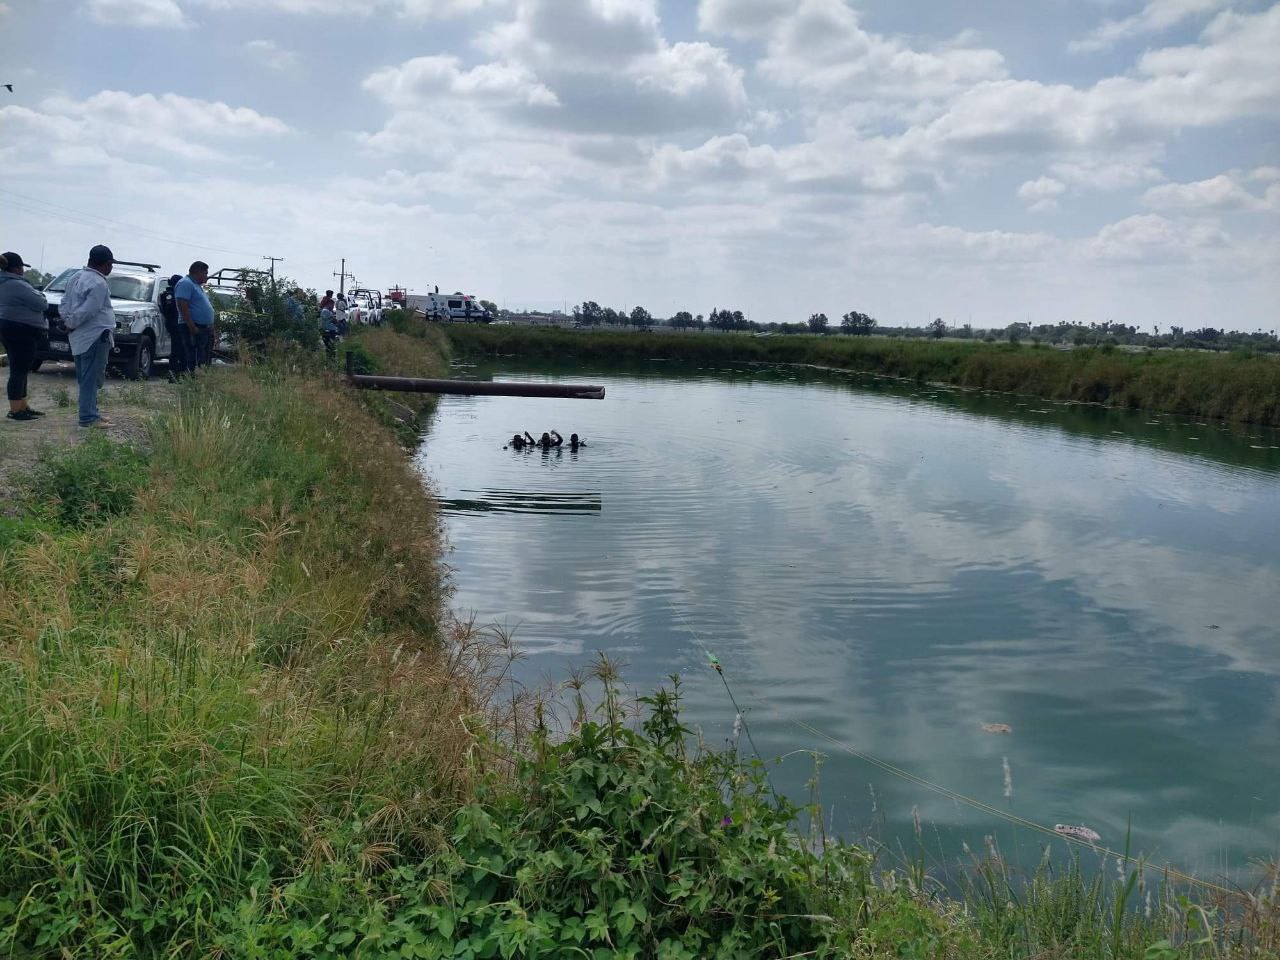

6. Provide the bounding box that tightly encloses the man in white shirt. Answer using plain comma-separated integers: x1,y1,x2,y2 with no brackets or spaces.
60,244,117,427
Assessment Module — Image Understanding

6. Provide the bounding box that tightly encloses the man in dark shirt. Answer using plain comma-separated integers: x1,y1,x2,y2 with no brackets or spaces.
159,274,191,380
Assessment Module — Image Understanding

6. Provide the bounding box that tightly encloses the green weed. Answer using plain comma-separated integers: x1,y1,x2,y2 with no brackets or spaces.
447,325,1280,427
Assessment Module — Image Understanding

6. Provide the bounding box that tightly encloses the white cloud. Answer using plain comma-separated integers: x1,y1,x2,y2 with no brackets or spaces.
1069,0,1232,53
910,5,1280,165
1142,172,1277,211
1017,176,1066,212
244,39,300,72
1088,213,1230,261
697,0,791,38
194,0,498,15
366,0,746,150
700,0,1007,102
0,91,289,168
1050,153,1165,191
364,56,559,108
0,3,12,16
82,0,187,28
906,223,1056,261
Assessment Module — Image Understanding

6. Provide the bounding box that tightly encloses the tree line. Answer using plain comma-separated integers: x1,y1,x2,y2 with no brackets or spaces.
552,301,1278,353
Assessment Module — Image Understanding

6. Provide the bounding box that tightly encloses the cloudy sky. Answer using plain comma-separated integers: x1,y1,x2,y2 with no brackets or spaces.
2,0,1277,329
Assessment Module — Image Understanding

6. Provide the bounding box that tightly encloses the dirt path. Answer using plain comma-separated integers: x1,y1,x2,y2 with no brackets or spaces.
0,362,175,504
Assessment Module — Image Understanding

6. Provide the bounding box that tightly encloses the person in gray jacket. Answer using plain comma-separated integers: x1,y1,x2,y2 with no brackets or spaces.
60,244,117,428
0,251,49,421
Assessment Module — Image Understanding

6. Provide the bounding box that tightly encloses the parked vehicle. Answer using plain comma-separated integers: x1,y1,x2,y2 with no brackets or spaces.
445,292,492,322
35,260,170,379
350,288,383,325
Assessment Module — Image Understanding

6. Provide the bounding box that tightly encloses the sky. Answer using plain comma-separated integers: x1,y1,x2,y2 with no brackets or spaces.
1,0,1278,330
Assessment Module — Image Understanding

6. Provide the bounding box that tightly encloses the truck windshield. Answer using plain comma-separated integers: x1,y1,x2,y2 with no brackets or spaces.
107,276,155,302
44,269,154,302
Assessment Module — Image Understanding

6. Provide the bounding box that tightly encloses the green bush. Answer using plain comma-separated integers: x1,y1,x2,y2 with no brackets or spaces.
212,676,922,958
24,434,148,527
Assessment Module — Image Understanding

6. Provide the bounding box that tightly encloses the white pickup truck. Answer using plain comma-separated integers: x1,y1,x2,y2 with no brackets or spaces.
35,260,172,379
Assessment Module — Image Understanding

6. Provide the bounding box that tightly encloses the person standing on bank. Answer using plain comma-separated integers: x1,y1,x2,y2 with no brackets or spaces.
159,274,191,380
0,251,49,421
175,261,214,368
60,244,117,428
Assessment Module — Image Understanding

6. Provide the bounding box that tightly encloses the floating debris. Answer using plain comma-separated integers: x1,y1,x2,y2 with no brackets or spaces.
1206,624,1221,630
1055,824,1102,843
982,722,1013,734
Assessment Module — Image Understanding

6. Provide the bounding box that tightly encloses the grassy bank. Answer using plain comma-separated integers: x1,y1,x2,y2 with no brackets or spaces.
445,325,1280,427
0,335,1275,955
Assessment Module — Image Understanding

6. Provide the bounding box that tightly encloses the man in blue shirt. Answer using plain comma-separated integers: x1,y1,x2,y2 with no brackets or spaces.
175,261,214,367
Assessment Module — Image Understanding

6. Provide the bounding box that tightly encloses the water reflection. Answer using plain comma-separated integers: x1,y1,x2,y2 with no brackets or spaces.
415,360,1280,881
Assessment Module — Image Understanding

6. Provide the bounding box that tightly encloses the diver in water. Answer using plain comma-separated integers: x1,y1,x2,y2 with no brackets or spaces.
569,433,586,451
506,431,537,450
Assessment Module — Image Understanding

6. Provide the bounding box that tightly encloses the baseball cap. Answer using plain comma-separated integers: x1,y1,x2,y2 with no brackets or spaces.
1,252,24,270
88,244,115,265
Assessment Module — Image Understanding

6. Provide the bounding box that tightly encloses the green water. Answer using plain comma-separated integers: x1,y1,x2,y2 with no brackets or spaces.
415,360,1280,881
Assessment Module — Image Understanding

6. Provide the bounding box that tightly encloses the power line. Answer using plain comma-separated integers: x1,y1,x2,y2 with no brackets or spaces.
0,187,262,260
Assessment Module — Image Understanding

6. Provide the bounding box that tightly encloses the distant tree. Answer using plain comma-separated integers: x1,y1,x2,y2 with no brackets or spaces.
669,310,695,329
479,299,498,316
577,301,603,326
23,268,53,288
601,307,622,325
629,305,652,329
927,318,947,339
807,312,829,333
694,313,705,330
709,307,750,331
840,311,877,335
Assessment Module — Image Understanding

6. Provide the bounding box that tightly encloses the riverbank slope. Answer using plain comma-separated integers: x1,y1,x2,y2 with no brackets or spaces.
0,327,1272,956
446,325,1280,427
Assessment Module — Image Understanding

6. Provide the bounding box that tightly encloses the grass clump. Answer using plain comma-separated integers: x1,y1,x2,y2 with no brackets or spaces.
23,433,148,527
446,325,1280,427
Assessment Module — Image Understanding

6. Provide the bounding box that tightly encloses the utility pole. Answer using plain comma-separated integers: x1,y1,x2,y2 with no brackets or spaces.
333,258,354,297
263,255,284,296
263,255,284,282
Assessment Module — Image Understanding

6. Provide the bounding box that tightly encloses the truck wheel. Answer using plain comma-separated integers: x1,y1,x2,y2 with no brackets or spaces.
125,335,154,380
29,359,42,373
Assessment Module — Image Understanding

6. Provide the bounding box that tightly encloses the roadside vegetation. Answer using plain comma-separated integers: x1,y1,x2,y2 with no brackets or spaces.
445,324,1280,427
1,311,1275,956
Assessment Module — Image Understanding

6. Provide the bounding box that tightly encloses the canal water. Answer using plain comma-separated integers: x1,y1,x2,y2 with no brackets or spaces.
414,359,1280,881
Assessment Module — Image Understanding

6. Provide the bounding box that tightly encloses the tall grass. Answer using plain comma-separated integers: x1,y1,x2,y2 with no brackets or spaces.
0,362,515,954
446,325,1280,427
